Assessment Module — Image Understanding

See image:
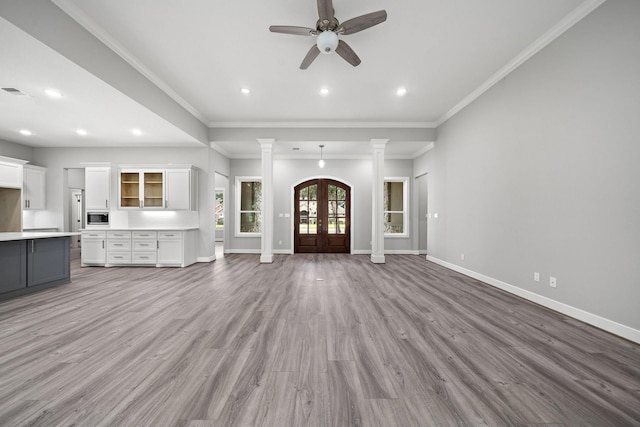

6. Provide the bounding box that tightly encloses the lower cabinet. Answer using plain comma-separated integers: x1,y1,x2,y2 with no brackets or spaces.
82,229,196,268
81,231,106,266
0,240,27,294
0,237,71,301
27,238,70,287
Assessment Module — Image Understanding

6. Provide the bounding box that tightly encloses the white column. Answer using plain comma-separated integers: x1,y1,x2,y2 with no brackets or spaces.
258,139,274,263
370,139,388,264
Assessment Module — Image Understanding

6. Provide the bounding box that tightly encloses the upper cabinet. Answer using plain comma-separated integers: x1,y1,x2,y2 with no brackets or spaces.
165,169,197,211
23,165,46,210
119,167,197,210
85,167,111,211
0,157,26,189
119,170,164,209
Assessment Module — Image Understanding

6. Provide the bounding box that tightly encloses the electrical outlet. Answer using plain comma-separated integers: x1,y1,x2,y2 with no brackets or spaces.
550,276,557,288
534,272,540,282
461,253,465,261
278,240,282,245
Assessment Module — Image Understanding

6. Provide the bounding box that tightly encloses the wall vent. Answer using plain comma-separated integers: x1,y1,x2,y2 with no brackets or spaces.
1,87,29,96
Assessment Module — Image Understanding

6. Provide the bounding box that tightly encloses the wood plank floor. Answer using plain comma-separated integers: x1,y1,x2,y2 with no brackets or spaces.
0,250,638,426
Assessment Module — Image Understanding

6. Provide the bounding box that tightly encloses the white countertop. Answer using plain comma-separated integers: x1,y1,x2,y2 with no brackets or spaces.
0,232,80,242
82,227,198,231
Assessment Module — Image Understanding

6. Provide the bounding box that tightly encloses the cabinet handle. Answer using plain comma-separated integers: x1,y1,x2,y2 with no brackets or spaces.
106,199,109,209
114,243,123,246
102,241,105,249
31,240,35,253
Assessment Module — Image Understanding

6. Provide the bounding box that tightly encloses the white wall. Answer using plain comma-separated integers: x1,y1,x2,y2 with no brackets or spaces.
418,0,640,338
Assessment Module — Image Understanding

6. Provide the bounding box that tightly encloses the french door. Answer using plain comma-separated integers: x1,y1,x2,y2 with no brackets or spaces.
294,179,350,253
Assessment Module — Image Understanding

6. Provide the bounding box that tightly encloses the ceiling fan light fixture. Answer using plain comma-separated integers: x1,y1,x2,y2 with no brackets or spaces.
317,31,339,54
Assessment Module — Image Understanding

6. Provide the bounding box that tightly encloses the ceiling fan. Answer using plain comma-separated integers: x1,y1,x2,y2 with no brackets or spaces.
269,0,387,69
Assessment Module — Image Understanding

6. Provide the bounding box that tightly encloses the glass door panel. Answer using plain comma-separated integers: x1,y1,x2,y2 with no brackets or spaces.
143,172,164,208
120,172,140,208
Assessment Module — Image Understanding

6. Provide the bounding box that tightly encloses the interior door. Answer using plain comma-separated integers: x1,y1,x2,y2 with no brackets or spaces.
295,179,350,253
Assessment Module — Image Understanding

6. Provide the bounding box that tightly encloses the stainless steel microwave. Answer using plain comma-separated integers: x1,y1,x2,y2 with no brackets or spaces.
87,212,109,225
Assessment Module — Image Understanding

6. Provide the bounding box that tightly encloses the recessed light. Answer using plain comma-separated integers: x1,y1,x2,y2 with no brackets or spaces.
76,129,87,136
396,87,408,97
132,128,142,136
240,87,251,95
319,87,329,96
44,88,63,98
19,129,32,136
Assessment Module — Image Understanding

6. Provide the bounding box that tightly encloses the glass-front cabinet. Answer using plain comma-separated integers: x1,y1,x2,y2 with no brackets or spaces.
119,170,165,209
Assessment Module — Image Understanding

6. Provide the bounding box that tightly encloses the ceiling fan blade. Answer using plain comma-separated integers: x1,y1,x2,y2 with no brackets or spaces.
335,40,361,67
317,0,334,22
269,25,317,36
339,10,387,35
300,45,321,70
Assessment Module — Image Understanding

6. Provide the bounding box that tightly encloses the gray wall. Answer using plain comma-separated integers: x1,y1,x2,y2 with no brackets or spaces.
417,0,640,331
0,139,34,162
226,157,417,254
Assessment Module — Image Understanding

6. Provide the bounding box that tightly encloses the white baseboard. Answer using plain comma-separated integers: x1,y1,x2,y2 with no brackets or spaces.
273,249,292,255
426,256,640,344
352,250,371,255
225,249,261,254
197,255,216,263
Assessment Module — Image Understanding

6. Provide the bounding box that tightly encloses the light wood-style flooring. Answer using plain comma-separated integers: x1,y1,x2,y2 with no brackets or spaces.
0,250,639,426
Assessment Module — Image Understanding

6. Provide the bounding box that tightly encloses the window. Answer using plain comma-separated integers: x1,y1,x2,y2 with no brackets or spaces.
215,189,224,229
384,177,408,236
236,177,262,236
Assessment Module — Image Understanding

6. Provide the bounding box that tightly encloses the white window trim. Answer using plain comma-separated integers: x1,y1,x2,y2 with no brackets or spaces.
384,177,409,238
235,176,262,237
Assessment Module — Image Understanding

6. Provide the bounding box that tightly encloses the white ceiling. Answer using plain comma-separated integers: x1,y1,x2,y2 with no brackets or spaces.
0,0,597,157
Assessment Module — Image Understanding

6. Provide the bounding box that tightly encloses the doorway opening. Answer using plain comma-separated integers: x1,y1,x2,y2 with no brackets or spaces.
294,179,350,253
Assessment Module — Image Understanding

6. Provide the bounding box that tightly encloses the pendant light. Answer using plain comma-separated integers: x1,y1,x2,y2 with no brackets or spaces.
318,144,325,168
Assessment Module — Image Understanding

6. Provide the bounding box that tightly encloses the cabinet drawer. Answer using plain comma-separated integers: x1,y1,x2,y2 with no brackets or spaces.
107,240,131,251
82,231,106,239
133,240,156,251
132,252,157,264
158,231,183,239
107,231,131,239
107,252,131,264
133,231,157,239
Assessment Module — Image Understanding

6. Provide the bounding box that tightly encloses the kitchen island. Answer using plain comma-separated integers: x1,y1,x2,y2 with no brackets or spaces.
0,232,79,301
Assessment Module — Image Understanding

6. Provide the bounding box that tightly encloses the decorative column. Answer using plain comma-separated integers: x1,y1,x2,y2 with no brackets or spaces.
258,138,274,263
370,139,388,264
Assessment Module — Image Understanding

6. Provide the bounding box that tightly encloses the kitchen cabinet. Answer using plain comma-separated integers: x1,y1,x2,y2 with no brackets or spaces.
27,237,69,287
157,230,197,267
0,235,72,301
132,231,157,265
81,230,106,266
23,165,46,210
119,170,164,209
85,167,111,210
0,240,27,293
165,169,198,210
106,230,132,265
0,158,25,189
118,167,197,210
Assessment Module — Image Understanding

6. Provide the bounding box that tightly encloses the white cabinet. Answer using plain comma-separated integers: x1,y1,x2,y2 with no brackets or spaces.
85,167,111,210
106,231,132,266
81,231,106,266
157,230,197,267
165,169,198,210
132,231,157,265
23,165,46,210
119,167,197,210
0,158,25,189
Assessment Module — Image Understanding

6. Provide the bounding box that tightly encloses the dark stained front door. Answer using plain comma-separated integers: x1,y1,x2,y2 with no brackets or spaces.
294,179,350,253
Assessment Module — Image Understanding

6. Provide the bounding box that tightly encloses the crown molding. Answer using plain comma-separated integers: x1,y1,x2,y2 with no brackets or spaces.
52,0,207,125
208,121,438,129
435,0,607,127
410,142,435,159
